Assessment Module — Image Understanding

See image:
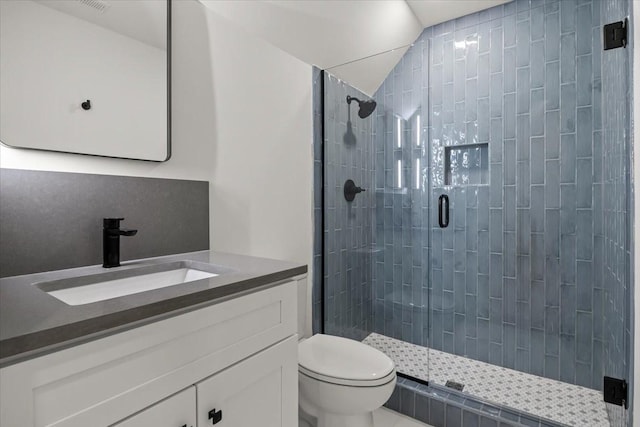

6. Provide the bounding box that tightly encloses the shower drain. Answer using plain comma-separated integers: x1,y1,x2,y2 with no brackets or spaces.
445,380,465,391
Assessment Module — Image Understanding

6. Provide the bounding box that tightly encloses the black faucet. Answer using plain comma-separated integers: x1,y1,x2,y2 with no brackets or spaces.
103,218,138,268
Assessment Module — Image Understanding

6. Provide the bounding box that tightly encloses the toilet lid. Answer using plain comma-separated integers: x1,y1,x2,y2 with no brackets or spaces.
298,334,395,385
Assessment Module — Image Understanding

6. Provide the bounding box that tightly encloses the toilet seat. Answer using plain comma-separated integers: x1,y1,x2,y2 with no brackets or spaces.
298,334,396,387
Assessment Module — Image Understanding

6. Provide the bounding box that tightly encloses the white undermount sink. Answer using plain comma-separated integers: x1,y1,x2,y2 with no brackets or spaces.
35,262,220,306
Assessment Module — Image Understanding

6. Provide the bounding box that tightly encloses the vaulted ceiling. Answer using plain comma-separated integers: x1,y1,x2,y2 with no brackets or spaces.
199,0,511,95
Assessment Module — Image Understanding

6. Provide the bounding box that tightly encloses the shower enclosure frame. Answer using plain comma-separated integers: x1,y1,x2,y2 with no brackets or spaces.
315,0,635,420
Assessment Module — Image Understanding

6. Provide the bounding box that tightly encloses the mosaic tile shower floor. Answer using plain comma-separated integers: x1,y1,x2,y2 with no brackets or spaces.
363,333,609,427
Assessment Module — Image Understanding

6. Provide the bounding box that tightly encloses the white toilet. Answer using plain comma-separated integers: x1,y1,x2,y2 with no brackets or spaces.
296,282,397,427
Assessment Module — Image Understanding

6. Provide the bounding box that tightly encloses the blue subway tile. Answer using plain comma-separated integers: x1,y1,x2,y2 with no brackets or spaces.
504,94,516,138
446,404,463,427
576,210,593,260
576,55,592,107
560,83,576,132
576,107,592,157
430,399,446,426
516,21,531,67
502,323,516,368
401,386,416,417
576,158,592,208
531,90,545,137
576,260,593,311
560,284,577,334
517,68,531,114
479,416,499,427
516,114,530,161
576,4,592,55
560,134,576,183
531,234,545,279
545,12,560,61
503,48,516,93
560,0,576,33
560,233,576,284
559,333,576,383
576,311,593,364
415,393,430,423
542,112,558,157
463,411,480,427
545,256,561,307
529,325,545,372
491,74,503,117
560,184,576,234
503,232,516,278
545,160,560,208
531,4,545,40
560,33,576,83
545,306,560,352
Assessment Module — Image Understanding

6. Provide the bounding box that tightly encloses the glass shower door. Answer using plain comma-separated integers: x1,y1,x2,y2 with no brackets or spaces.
322,71,376,342
425,1,633,425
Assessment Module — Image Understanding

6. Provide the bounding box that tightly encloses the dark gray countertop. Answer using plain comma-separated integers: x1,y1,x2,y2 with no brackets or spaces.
0,250,307,367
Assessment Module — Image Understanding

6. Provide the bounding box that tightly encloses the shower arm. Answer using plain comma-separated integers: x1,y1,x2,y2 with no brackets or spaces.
346,95,362,105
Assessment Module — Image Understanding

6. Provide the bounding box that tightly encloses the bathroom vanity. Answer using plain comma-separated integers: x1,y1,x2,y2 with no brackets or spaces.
0,251,307,427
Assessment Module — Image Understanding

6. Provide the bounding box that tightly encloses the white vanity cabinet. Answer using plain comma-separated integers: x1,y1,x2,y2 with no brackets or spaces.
196,336,297,427
113,387,196,427
0,278,303,427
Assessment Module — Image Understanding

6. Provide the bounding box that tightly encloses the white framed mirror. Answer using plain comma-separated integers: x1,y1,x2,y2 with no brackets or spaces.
0,0,171,161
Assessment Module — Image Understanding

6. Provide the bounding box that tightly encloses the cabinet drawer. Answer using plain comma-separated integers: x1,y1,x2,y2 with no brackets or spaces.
197,336,298,427
112,387,196,427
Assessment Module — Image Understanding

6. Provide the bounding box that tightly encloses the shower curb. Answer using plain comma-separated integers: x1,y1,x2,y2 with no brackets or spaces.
386,376,566,427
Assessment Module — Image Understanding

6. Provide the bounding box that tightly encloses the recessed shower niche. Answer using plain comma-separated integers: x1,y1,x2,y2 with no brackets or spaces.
444,143,489,186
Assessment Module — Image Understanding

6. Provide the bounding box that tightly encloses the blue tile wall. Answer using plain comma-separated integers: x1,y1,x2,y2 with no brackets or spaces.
314,0,633,421
366,0,632,395
322,72,376,340
371,31,431,348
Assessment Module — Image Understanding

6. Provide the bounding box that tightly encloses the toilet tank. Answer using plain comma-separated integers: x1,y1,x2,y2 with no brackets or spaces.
297,277,312,339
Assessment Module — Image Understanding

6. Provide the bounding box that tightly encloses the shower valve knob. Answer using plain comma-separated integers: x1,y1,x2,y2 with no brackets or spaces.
344,179,366,202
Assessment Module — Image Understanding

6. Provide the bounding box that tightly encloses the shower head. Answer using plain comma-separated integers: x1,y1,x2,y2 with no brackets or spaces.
346,95,377,119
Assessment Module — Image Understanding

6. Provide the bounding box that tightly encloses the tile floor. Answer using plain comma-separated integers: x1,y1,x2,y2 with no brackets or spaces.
364,333,610,427
374,407,434,427
299,408,432,427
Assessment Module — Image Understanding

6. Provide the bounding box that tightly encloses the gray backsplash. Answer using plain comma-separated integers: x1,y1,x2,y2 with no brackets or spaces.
0,169,209,278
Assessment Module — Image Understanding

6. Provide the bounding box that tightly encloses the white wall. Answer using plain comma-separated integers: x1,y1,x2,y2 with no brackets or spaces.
199,0,423,95
1,0,314,275
1,0,167,161
195,3,313,270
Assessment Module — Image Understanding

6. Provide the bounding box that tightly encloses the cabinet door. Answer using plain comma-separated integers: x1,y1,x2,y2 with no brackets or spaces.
197,336,298,427
113,387,196,427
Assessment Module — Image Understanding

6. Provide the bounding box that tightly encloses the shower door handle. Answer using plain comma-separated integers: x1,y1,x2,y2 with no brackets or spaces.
438,194,449,228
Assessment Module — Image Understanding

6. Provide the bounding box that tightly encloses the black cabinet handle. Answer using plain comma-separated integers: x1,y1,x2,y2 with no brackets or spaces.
208,408,223,424
438,194,449,228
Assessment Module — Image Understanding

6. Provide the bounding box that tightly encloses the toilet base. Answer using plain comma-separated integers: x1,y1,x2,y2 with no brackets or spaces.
299,405,376,427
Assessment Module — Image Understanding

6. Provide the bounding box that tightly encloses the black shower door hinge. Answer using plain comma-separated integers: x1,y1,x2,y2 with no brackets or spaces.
603,376,628,408
603,19,628,50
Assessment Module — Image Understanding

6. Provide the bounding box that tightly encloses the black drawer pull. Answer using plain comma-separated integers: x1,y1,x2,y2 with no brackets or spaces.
208,408,223,424
438,194,449,228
